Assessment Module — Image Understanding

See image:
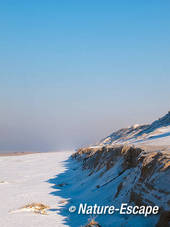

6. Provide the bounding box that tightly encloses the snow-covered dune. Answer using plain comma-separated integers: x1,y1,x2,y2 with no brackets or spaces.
70,112,170,227
98,112,170,146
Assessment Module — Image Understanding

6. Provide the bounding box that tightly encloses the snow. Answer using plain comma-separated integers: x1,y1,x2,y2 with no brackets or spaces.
0,149,167,227
0,113,169,226
0,151,72,227
98,112,170,147
51,154,160,227
138,126,170,145
99,125,170,146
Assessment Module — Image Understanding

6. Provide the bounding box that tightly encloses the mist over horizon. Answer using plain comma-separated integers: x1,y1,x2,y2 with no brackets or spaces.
0,1,170,153
0,109,169,154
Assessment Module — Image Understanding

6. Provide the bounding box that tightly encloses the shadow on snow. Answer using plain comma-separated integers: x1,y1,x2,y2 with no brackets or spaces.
47,157,89,227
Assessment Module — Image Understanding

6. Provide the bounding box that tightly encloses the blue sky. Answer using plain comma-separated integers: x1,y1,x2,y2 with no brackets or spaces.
0,1,170,152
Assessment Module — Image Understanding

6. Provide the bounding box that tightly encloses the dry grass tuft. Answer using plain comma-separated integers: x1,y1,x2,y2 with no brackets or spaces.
83,218,102,227
22,203,50,215
0,180,5,184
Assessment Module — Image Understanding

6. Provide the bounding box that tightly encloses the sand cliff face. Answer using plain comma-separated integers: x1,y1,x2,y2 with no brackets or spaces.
72,145,170,226
72,113,170,226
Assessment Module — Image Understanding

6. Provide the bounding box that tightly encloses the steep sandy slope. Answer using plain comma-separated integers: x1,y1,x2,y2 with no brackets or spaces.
72,145,170,227
71,112,170,226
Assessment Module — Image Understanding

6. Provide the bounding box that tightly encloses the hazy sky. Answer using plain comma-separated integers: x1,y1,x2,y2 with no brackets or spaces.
0,1,170,152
